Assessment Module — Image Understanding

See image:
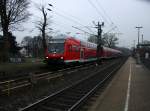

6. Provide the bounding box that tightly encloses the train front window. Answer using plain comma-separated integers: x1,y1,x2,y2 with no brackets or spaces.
48,43,64,53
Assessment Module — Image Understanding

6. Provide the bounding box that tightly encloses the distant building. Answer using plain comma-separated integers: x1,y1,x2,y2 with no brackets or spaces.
20,47,32,57
20,47,27,56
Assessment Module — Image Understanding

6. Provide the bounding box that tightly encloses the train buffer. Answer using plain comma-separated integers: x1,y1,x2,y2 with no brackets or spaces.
88,57,150,111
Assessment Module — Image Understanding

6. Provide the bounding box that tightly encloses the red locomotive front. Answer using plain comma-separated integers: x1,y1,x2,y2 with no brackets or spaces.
45,38,65,64
45,36,81,64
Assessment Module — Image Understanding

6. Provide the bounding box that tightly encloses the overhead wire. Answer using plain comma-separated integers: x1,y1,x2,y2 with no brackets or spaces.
52,21,72,31
53,11,84,27
30,1,96,38
72,26,95,36
32,1,98,36
54,8,87,25
87,0,121,35
52,8,96,35
87,0,110,25
95,0,114,25
31,1,90,35
95,0,121,34
52,10,96,36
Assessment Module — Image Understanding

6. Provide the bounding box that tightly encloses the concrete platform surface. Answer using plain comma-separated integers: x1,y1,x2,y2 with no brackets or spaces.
88,57,150,111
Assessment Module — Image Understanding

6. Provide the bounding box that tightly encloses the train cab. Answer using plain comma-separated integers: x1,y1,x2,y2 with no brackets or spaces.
45,36,81,65
45,38,65,64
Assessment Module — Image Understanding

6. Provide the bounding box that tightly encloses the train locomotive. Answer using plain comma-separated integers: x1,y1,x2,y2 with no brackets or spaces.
45,36,122,65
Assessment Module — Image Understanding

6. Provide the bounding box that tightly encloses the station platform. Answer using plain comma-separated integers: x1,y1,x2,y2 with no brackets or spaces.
88,57,150,111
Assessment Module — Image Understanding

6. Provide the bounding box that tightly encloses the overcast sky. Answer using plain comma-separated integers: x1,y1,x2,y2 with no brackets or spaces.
13,0,150,48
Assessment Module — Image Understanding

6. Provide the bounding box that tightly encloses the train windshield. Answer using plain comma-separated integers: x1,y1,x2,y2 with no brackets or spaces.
48,39,65,53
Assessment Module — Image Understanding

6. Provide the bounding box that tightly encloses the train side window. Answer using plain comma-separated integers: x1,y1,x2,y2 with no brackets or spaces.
72,45,76,52
74,45,79,52
72,45,74,52
80,49,84,59
69,45,72,52
69,45,79,52
76,47,79,52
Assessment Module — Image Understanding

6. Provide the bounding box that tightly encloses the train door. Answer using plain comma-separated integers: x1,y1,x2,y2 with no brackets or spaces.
67,45,72,60
80,48,84,60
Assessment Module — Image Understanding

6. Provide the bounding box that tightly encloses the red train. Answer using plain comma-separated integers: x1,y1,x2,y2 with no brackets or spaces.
45,36,122,64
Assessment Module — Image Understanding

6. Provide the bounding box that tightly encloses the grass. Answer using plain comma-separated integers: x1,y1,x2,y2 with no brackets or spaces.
0,58,46,79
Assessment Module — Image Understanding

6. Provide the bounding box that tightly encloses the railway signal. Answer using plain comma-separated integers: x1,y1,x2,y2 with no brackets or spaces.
95,22,104,63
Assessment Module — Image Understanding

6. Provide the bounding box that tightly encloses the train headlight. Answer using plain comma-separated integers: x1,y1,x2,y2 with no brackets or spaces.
60,57,63,59
46,56,49,59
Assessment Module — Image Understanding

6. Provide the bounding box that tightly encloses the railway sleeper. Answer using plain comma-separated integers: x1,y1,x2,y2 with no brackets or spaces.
63,92,86,97
69,86,93,92
56,97,77,104
43,102,71,110
68,87,90,92
61,92,85,98
47,101,72,107
71,85,96,93
40,106,64,111
58,95,81,101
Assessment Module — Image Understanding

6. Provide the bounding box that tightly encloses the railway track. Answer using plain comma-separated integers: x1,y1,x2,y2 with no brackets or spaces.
0,63,97,94
19,59,126,111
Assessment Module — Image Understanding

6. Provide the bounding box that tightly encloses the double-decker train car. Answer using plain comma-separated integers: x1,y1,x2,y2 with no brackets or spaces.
101,46,122,59
45,36,122,65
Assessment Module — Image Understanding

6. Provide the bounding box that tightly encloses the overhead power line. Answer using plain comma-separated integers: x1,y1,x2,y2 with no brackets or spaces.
95,0,114,24
84,26,96,35
52,21,72,31
89,0,121,34
52,10,96,34
47,4,93,34
72,26,95,36
47,2,100,35
54,8,96,33
54,8,87,25
103,26,117,35
87,0,109,25
52,11,83,27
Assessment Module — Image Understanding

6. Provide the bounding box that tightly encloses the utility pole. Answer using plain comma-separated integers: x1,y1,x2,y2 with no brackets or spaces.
133,40,136,48
95,22,104,63
135,26,143,64
141,34,144,44
135,26,143,47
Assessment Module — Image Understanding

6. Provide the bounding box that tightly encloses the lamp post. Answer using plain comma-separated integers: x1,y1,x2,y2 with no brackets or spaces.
141,34,144,44
135,26,143,64
135,26,143,47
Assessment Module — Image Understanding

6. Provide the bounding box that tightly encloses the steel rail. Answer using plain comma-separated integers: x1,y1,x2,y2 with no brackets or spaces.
0,63,95,94
19,59,126,111
68,62,123,111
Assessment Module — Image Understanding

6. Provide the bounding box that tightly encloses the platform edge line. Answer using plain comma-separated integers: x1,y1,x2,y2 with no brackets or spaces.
124,63,132,111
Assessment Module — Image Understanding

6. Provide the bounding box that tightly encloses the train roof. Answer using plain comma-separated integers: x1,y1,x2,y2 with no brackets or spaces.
49,35,72,41
103,46,122,53
49,36,122,53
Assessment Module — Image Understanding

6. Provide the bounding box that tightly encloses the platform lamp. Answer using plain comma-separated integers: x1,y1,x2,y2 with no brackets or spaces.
135,26,143,48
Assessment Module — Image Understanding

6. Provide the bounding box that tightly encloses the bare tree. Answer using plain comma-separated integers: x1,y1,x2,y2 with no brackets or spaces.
35,5,52,52
87,33,118,48
0,0,30,61
103,33,118,48
88,34,97,44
